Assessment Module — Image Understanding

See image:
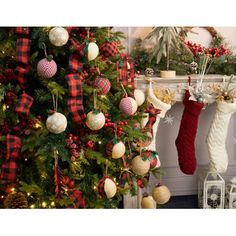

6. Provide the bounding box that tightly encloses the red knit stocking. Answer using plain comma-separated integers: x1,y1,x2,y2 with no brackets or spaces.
175,90,204,175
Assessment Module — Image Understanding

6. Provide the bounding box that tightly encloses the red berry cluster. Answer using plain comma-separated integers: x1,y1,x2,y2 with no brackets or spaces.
186,41,230,58
186,41,204,56
104,113,128,136
205,45,229,58
61,176,76,190
66,134,82,161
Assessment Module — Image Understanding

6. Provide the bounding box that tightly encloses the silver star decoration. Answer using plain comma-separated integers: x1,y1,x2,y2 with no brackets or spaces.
164,115,174,125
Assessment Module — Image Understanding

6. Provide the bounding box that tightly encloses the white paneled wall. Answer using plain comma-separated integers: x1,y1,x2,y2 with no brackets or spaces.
114,27,236,197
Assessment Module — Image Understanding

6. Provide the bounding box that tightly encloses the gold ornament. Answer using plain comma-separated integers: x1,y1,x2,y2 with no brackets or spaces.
152,184,171,205
154,88,175,104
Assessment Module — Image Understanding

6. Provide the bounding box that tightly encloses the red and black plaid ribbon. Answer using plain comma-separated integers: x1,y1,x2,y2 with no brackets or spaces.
66,73,86,124
16,38,31,65
69,189,86,208
117,53,135,90
69,54,83,73
15,27,31,89
15,27,30,35
143,105,161,137
15,92,34,117
0,134,21,183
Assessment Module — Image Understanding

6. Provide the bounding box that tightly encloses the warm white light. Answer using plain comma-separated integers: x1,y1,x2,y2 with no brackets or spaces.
98,141,102,144
51,201,55,207
27,192,30,196
11,188,15,192
93,186,97,190
101,95,106,99
1,195,4,199
30,204,35,209
25,158,28,161
42,202,47,208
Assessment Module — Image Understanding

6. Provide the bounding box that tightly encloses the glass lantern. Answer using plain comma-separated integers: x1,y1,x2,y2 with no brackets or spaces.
198,171,225,209
225,177,236,209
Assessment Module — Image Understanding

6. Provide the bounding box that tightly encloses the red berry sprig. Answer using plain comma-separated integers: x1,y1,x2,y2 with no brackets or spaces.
66,133,82,161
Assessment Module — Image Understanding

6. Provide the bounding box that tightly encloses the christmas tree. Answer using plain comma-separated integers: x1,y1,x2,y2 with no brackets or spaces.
0,27,162,209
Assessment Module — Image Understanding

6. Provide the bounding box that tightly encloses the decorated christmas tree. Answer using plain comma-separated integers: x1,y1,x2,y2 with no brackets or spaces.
0,27,162,209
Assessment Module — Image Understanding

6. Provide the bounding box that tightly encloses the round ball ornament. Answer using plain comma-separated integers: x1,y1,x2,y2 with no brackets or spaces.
49,27,69,47
119,97,138,116
100,40,118,58
98,176,117,199
106,141,126,159
134,89,145,106
37,58,57,78
131,155,150,176
152,184,171,205
93,77,111,95
142,150,161,169
46,112,67,134
86,111,105,131
87,42,99,61
141,194,156,209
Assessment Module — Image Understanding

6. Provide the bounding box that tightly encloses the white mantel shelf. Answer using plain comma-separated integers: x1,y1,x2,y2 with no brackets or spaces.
135,74,236,103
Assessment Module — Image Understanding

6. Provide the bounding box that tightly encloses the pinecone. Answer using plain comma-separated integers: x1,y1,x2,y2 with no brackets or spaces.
3,192,28,209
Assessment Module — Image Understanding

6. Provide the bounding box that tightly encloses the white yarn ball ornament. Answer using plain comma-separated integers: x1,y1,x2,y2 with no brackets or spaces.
104,178,117,199
88,42,99,61
119,97,138,116
152,184,171,205
86,111,105,130
46,112,67,134
49,27,69,47
141,195,156,209
131,155,150,176
112,141,126,159
134,89,145,106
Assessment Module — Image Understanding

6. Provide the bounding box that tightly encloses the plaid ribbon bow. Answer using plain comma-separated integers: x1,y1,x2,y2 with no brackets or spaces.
143,105,161,137
15,92,34,117
117,53,135,90
69,189,86,208
15,27,31,89
66,73,86,124
0,134,21,183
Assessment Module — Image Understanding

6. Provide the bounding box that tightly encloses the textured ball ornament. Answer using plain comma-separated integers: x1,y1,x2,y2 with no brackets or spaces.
152,184,171,205
106,141,126,159
134,89,145,106
100,41,118,58
87,42,99,61
37,58,57,78
46,112,67,134
98,176,117,199
131,155,150,176
86,111,105,131
49,27,69,47
93,77,111,95
141,194,156,209
119,97,138,116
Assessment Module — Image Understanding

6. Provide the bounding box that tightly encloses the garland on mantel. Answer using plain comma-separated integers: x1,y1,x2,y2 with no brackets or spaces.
131,27,236,76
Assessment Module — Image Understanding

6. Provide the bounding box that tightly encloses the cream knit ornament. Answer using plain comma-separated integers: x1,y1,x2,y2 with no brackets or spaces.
207,100,236,173
142,82,171,150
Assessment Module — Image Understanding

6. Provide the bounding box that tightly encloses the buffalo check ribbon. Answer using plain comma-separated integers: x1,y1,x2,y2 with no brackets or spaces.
15,27,31,89
66,73,86,124
15,92,34,118
117,53,135,90
143,105,161,137
0,134,21,183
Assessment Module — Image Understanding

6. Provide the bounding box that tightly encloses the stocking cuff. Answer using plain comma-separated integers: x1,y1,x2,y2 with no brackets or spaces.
217,100,236,114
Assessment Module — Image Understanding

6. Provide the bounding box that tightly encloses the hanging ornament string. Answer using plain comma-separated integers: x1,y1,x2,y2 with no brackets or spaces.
107,27,110,38
52,92,58,112
42,43,48,58
105,160,108,176
120,82,128,97
93,89,98,110
86,27,90,39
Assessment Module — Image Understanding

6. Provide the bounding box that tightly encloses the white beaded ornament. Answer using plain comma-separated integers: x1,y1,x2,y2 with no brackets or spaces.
49,27,69,47
46,112,67,134
86,111,105,131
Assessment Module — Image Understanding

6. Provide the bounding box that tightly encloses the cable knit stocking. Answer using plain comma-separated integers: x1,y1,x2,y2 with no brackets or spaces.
207,100,236,173
146,82,171,150
175,90,204,175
